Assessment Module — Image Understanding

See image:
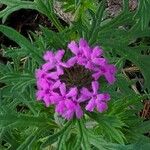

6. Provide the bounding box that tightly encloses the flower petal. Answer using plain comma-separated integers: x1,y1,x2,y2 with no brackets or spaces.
80,87,92,98
79,38,88,48
66,57,77,67
52,80,61,89
92,71,102,80
86,98,95,112
42,62,55,71
60,83,66,96
104,73,116,84
43,94,51,107
55,50,65,61
96,102,108,112
78,94,89,102
56,65,64,75
77,57,87,65
47,72,58,80
92,58,107,66
35,69,45,79
97,93,110,102
63,110,74,120
75,104,83,118
92,46,103,58
85,61,93,70
37,79,49,89
60,62,70,68
92,81,99,94
68,41,79,55
56,101,65,114
36,90,44,100
66,87,78,98
43,51,54,61
49,95,61,104
65,100,76,110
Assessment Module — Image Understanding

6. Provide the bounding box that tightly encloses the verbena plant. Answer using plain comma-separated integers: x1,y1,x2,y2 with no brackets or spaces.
0,0,150,149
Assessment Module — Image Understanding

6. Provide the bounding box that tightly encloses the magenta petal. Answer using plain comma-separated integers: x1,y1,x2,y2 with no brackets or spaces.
104,73,116,84
65,100,76,110
92,46,103,58
43,95,51,107
42,62,55,71
97,93,110,102
78,95,89,102
77,57,87,65
86,98,95,112
37,79,49,89
50,92,61,104
60,62,70,68
63,110,74,120
66,57,77,67
92,81,99,94
47,72,58,80
56,65,64,75
82,46,91,58
52,80,61,89
55,50,65,61
66,87,78,98
108,64,117,74
81,87,92,98
68,41,79,55
43,51,53,61
60,83,66,96
96,102,108,112
35,69,45,79
92,58,107,66
56,101,65,114
92,72,102,80
75,104,83,118
85,61,93,70
36,90,44,100
79,38,88,48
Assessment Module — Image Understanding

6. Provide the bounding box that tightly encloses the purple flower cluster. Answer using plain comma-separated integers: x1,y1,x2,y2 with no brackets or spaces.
36,38,116,120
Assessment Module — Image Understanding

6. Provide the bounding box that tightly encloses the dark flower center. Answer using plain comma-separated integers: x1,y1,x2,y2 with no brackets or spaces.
60,65,93,88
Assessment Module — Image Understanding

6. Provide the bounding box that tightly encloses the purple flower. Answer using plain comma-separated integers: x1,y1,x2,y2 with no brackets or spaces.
81,81,110,112
56,100,83,120
36,80,61,106
54,83,83,119
35,38,116,120
43,50,68,75
93,64,117,84
67,39,89,66
83,46,107,70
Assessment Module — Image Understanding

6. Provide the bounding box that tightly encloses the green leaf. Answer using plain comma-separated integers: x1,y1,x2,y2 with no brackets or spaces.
41,120,73,148
0,0,63,31
78,120,91,150
35,0,63,31
0,0,36,23
3,47,27,58
88,0,106,44
134,0,150,30
0,113,56,128
57,123,72,150
16,133,36,150
132,120,150,134
0,73,35,93
0,25,43,64
73,121,83,150
87,112,125,144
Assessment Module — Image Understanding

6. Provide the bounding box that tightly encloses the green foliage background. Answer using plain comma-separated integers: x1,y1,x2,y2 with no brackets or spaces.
0,0,150,149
